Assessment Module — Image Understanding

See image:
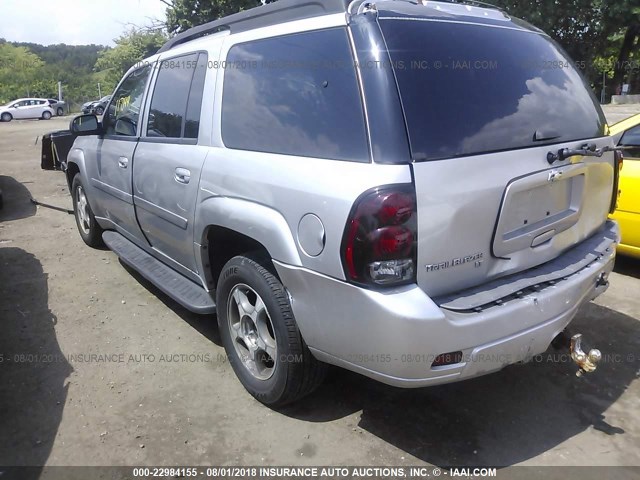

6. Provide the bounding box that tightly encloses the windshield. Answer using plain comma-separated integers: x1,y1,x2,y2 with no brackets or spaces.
379,19,606,161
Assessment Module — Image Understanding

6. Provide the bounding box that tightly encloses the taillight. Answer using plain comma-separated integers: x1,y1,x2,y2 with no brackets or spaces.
609,149,623,214
341,185,417,287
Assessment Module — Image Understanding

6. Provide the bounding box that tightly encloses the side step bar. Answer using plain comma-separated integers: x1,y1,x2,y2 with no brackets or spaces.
103,231,216,314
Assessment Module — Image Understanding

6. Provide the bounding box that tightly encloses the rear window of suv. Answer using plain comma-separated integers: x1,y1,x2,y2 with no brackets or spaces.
379,19,606,161
221,28,369,162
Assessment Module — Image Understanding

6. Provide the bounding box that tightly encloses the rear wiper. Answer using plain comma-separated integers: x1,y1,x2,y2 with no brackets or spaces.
547,143,623,164
533,129,561,142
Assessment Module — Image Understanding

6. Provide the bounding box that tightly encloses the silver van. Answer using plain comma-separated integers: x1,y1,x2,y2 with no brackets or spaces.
64,0,622,405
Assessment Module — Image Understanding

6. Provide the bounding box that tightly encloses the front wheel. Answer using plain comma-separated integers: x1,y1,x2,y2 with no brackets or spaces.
216,255,326,406
57,107,64,116
1,113,12,122
72,174,103,248
95,106,104,116
42,111,52,120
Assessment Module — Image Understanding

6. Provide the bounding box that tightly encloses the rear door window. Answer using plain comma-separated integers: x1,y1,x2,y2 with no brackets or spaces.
146,53,207,140
221,28,369,162
379,19,606,161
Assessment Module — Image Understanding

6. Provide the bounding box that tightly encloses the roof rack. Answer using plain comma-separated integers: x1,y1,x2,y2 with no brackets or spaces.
158,0,352,53
157,0,507,53
426,0,504,11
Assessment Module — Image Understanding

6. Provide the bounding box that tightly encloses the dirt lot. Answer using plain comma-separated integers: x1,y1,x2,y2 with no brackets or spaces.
1,107,639,473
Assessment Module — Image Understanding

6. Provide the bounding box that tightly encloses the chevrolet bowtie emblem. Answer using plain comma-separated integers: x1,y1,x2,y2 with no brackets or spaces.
548,170,563,182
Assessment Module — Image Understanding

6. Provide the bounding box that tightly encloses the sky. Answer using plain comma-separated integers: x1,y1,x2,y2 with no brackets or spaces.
0,0,167,46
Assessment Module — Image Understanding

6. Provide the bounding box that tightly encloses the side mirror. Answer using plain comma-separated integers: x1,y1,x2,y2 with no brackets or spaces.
70,114,100,135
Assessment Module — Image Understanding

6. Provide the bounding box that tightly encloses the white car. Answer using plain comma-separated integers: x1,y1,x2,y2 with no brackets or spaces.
0,98,54,122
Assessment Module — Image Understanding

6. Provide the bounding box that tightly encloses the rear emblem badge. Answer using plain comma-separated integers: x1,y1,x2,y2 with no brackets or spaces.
548,170,563,182
426,252,483,272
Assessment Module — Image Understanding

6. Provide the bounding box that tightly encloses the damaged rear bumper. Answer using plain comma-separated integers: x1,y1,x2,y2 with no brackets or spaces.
274,220,619,388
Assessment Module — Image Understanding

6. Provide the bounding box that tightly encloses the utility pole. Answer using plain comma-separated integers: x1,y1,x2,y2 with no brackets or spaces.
98,83,102,98
601,71,606,104
58,81,62,101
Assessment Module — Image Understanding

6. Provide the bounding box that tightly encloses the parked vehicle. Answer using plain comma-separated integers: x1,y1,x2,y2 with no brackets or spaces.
81,95,110,115
57,0,621,406
80,101,94,114
47,99,66,116
609,114,640,258
0,98,54,121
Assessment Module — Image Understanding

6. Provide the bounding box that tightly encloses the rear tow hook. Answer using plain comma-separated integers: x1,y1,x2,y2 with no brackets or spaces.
570,334,602,377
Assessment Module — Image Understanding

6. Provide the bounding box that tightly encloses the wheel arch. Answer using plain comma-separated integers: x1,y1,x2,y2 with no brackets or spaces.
65,149,86,191
194,197,302,289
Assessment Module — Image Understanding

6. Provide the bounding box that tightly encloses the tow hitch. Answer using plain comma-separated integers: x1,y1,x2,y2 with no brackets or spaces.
570,333,601,377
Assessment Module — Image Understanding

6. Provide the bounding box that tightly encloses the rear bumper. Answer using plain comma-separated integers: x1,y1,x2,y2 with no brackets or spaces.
275,220,619,388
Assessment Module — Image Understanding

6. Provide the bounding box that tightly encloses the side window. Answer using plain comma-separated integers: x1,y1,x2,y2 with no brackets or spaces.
620,125,640,158
146,53,207,139
104,65,152,137
620,125,640,147
184,54,207,139
221,28,369,162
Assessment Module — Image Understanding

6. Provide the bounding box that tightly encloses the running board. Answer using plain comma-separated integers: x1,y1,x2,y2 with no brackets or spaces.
102,231,216,314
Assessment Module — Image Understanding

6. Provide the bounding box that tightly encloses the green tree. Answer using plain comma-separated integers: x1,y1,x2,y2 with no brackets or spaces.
95,28,167,92
601,3,640,91
164,0,275,34
0,43,45,103
493,0,640,95
493,1,607,77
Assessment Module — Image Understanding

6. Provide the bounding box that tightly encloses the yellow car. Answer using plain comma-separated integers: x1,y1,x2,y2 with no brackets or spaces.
610,113,640,258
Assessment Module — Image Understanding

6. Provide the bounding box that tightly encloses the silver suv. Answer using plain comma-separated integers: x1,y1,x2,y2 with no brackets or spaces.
65,0,622,406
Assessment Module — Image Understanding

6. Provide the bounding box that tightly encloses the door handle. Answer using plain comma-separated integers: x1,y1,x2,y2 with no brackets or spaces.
118,156,129,169
174,168,191,184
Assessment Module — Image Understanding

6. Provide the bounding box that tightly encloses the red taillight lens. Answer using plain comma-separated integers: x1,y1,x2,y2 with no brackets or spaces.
342,185,417,287
370,226,413,259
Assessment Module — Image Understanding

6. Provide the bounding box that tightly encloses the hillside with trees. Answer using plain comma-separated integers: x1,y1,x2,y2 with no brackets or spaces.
0,31,166,111
0,40,106,108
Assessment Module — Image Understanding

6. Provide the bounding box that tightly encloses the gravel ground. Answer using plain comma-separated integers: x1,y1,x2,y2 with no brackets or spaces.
0,106,639,474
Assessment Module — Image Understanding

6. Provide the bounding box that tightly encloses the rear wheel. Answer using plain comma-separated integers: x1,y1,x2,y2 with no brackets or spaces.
1,113,12,122
216,255,326,406
72,174,103,248
42,111,52,120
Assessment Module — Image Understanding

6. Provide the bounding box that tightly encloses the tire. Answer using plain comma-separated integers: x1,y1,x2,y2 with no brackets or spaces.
95,106,104,115
1,113,12,122
42,111,52,120
57,107,64,116
216,255,327,407
71,174,104,248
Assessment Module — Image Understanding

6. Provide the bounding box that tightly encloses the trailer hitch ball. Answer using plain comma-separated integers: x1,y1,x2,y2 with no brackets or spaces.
570,333,601,377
